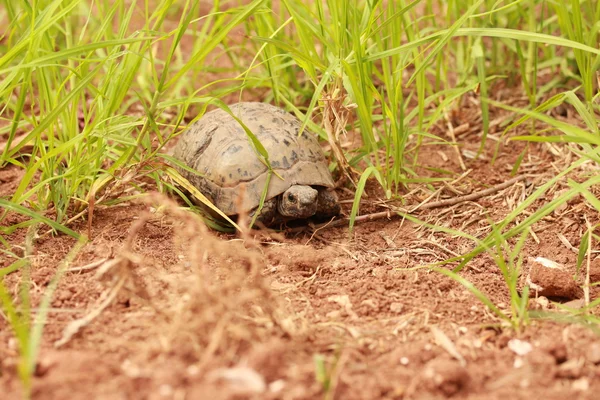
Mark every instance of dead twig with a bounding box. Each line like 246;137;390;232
287;175;528;233
67;257;109;273
408;175;526;212
54;271;127;348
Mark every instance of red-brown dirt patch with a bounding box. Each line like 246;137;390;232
3;95;600;399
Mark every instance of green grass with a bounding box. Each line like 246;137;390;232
2;0;600;397
2;0;598;235
432;224;531;332
0;0;263;232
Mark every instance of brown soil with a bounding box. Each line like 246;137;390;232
3;93;600;400
2;6;600;398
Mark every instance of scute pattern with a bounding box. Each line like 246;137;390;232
172;102;335;215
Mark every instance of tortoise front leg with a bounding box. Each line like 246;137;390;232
249;197;278;227
315;188;341;218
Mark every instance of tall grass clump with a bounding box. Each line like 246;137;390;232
245;0;485;230
243;0;599;226
0;0;263;236
3;0;599;232
240;0;600;329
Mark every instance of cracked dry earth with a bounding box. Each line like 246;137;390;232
2;95;600;400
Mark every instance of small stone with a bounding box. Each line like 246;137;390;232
531;296;550;310
572;377;590;391
327;294;358;319
590;258;600;282
556;358;584;379
586;342;600;365
390;302;404;313
400;357;409;365
187;365;200;376
159;384;173;397
269;379;285;393
508;339;533;356
121;359;142;378
207;366;266;394
513;357;524;369
533;257;562;269
34;357;55;377
519;378;531;388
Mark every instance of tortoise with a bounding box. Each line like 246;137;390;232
172;102;340;226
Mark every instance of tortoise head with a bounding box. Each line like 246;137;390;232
278;185;319;219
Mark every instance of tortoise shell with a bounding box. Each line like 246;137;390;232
172;102;335;216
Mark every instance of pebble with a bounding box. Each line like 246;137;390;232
269;379;285;393
572;377;590;391
527;257;582;299
556;358;584;379
187;364;200;376
159;384;173;397
207;366;266;393
586;342;600;365
390;302;404;313
508;339;533;356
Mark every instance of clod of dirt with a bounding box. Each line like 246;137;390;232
413;358;470;397
529;296;550;310
266;244;339;272
523;349;558;383
589;258;600;282
507;339;533;356
556;358;585;379
206;366;267;394
486;348;557;391
586;343;600;365
543;342;568;364
527;257;583;300
389;302;404;313
572;377;590;392
30;350;123;399
327;294;358;319
244;340;293;381
34;357;58;378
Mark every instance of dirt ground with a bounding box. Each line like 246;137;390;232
2;87;600;400
3;3;600;397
